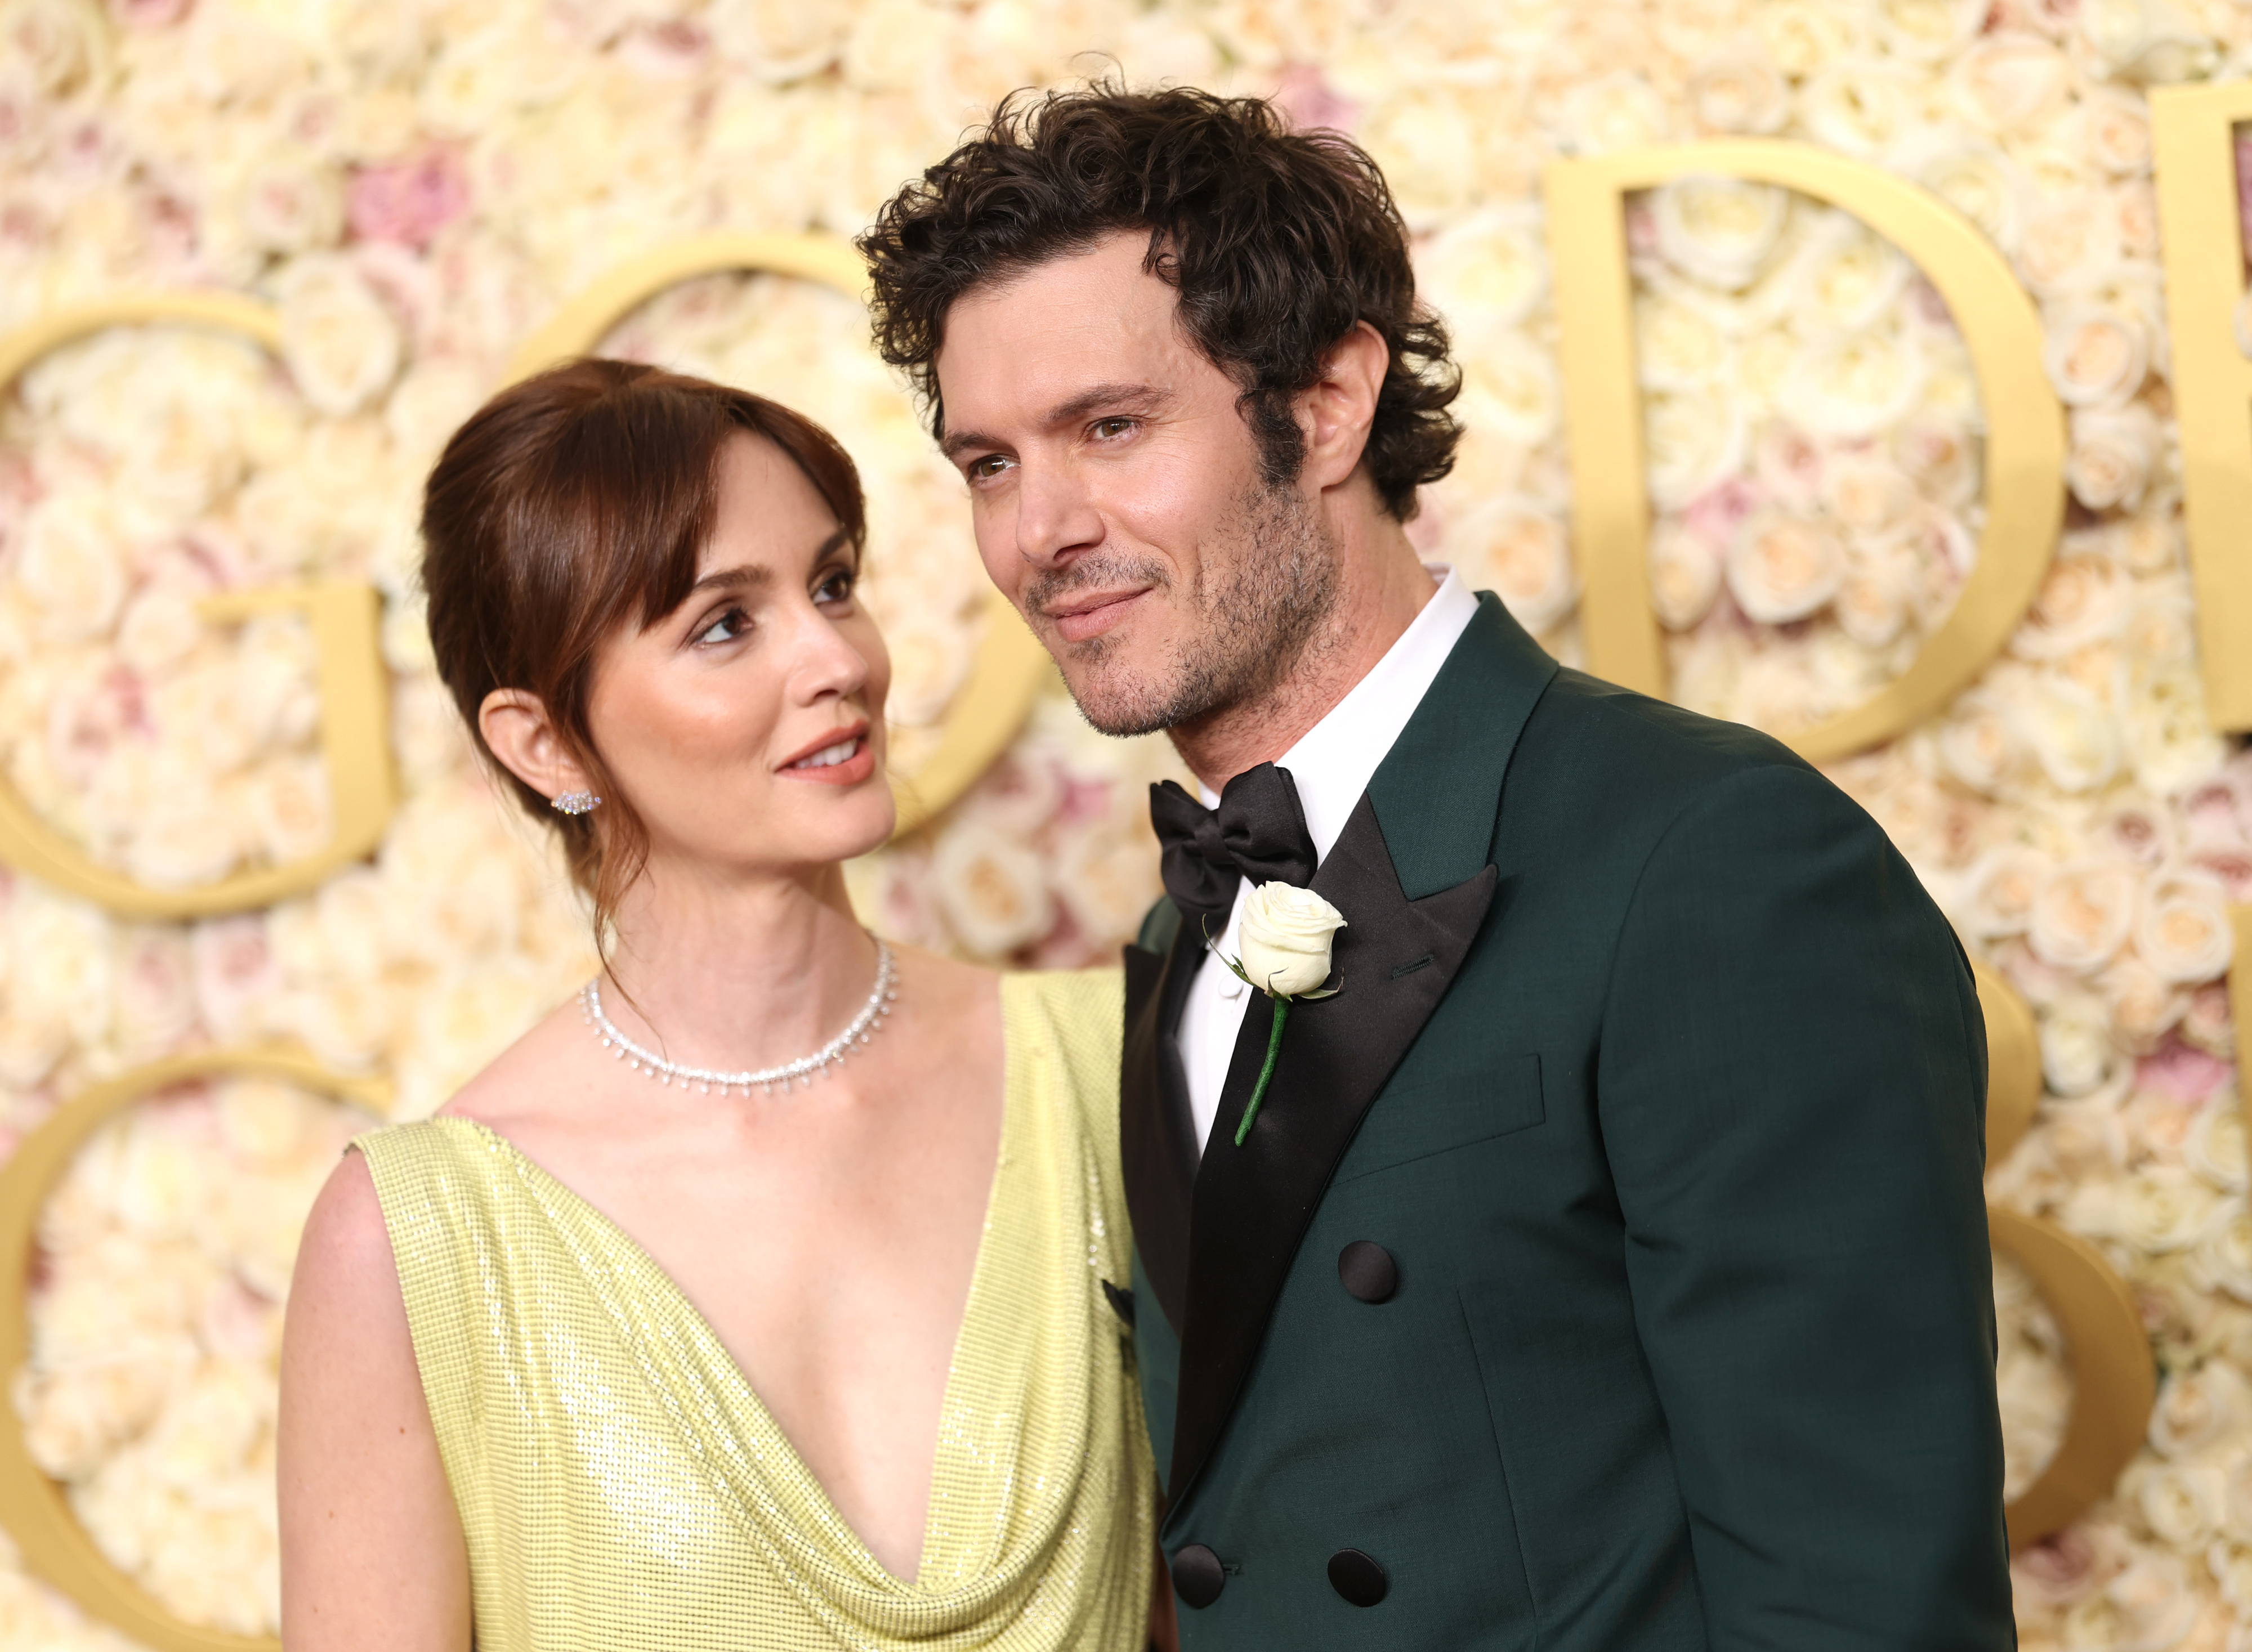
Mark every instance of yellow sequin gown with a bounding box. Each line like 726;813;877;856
355;969;1154;1652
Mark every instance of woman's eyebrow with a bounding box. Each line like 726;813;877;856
685;530;852;598
685;562;774;597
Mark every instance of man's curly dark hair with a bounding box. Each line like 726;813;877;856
857;84;1462;522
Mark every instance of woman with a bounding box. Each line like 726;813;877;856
278;360;1159;1650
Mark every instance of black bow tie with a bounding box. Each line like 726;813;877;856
1149;764;1318;937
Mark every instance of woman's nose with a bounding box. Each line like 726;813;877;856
789;604;871;703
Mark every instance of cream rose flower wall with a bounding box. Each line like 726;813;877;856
2;0;2252;1645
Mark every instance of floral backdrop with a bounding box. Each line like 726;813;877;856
1;0;2251;1644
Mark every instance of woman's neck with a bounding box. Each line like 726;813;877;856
597;859;881;1076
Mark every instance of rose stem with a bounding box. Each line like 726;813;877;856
1235;997;1290;1147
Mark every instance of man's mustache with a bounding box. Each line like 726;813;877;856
1023;557;1174;620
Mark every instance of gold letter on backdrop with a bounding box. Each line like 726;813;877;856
503;232;1053;837
0;1049;390;1652
0;300;399;920
2152;83;2252;734
1544;140;2068;765
0;582;396;920
1974;962;2156;1548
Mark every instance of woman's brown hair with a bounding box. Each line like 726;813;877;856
420;357;867;939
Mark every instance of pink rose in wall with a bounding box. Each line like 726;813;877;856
46;666;150;788
49;111;119;186
1906;276;1952;329
352;240;443;347
961;751;1065;836
0;79;43;168
1752;425;1824;505
2237;126;2252;271
1624;198;1660;259
1682;476;1762;549
0;196;52;263
2181;981;2232;1054
190;914;280;1044
2097;801;2172;866
0;445;37;514
1269;66;1359;136
2191;847;2252;902
2137;1038;2232;1103
2010;1525;2107;1610
615;19;712;78
200;1275;272;1361
346;147;470;250
1404;493;1447;558
110;0;192;27
2181;775;2247;845
131;182;198;271
1028;905;1095;969
115;927;198;1055
1056;775;1113;828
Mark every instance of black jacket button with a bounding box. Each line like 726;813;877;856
1172;1543;1226;1608
1328;1548;1389;1606
1337;1241;1398;1303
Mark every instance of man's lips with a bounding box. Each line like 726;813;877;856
1044;588;1149;644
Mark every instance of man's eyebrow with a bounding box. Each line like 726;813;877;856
939;383;1170;460
939;426;998;460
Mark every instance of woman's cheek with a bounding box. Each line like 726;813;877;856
854;616;893;720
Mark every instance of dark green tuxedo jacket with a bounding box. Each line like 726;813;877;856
1120;594;2012;1649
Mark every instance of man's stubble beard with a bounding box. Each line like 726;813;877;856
1035;477;1341;740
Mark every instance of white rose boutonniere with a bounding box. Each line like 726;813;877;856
1222;883;1346;1146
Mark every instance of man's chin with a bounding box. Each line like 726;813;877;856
1060;663;1204;740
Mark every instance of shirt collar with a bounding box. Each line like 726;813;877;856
1199;565;1481;865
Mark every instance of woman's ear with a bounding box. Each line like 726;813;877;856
479;688;595;805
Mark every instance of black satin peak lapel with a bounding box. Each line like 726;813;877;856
1121;917;1204;1336
1167;793;1498;1498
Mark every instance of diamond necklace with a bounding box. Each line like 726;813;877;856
578;939;897;1097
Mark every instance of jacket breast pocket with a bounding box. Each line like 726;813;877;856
1338;1051;1546;1183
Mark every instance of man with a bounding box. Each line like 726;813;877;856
860;87;2012;1649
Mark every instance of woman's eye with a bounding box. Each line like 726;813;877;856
695;606;750;646
814;569;855;606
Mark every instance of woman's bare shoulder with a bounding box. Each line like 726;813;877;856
295;1150;396;1308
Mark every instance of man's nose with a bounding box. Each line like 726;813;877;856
1013;459;1104;568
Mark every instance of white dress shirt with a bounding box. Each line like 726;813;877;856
1177;565;1480;1155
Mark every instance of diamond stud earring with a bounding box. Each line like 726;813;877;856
551;790;602;816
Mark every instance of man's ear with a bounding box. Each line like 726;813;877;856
480;688;596;804
1298;320;1388;493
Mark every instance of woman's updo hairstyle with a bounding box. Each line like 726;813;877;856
420;358;866;937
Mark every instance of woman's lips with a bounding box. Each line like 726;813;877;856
780;732;877;786
1050;589;1147;644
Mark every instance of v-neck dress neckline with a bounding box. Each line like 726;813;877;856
445;1067;1007;1591
356;969;1155;1651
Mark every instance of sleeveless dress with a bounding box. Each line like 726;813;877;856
355;969;1154;1652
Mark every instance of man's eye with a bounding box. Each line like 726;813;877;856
968;454;1013;480
695;606;750;646
1092;417;1136;440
